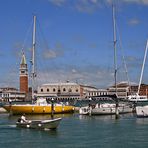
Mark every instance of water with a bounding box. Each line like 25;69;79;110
0;113;148;148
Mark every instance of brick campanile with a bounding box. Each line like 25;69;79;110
20;53;28;93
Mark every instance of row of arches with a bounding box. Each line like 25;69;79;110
40;88;79;93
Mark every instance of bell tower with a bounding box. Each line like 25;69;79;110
19;52;28;93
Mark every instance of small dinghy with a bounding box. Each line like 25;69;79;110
16;117;62;130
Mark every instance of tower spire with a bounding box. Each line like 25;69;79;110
20;52;27;65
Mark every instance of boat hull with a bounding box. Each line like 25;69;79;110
79;104;132;115
16;118;62;129
3;104;74;115
136;106;148;117
91;106;132;115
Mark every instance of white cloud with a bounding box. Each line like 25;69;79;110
48;0;66;6
123;0;148;5
128;18;140;25
35;65;115;88
48;0;148;12
42;49;63;59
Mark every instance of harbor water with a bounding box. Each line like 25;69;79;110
0;113;148;148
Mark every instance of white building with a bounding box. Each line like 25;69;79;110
36;82;107;101
108;82;130;99
0;87;26;101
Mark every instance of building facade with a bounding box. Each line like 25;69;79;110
0;87;26;101
108;82;130;99
108;82;148;99
36;82;108;101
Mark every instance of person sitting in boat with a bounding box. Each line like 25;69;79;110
20;114;27;123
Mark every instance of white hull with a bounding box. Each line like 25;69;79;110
91;106;132;115
136;106;148;117
79;103;132;115
0;107;7;113
16;118;62;129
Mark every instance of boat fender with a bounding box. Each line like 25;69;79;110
38;124;41;127
43;107;45;113
32;107;34;113
62;106;64;112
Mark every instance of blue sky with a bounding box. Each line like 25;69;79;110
0;0;148;89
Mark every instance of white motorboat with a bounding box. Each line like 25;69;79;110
79;103;132;115
16;117;62;130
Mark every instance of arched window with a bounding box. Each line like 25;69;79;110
63;88;66;92
47;88;49;92
41;89;43;92
53;88;56;92
69;88;72;92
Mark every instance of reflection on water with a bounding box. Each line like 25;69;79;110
136;118;148;125
79;113;134;121
79;114;115;121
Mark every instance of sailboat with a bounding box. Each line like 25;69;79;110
134;40;148;117
127;40;148;103
3;16;74;115
79;5;132;116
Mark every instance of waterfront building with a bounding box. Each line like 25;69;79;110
108;82;148;99
0;87;26;102
86;89;108;100
131;84;148;97
108;82;130;99
36;82;107;101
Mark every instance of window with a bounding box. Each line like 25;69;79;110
21;71;25;73
47;88;49;92
53;88;56;92
41;89;43;92
76;89;78;92
63;88;66;92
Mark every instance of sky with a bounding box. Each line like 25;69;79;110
0;0;148;89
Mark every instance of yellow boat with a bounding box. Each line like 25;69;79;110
3;98;74;115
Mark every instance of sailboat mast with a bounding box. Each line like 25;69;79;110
112;4;119;119
31;15;36;100
137;40;148;95
112;4;117;95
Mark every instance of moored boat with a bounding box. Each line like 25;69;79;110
79;103;132;115
136;105;148;117
3;98;74;115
